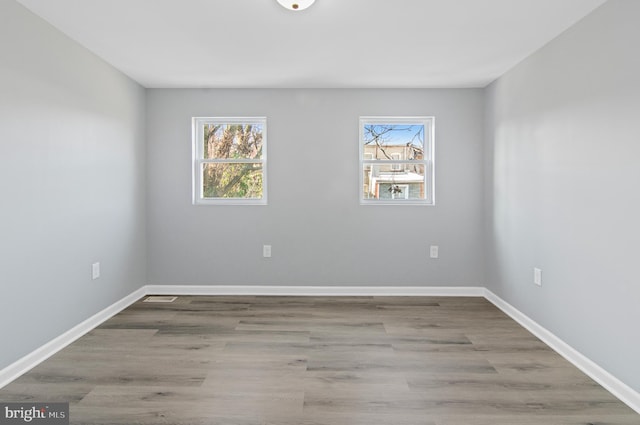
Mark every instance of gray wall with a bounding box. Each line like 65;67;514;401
0;0;147;370
146;89;484;287
484;0;640;391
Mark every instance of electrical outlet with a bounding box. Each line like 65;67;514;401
92;262;100;280
263;245;272;258
533;268;542;286
430;245;439;259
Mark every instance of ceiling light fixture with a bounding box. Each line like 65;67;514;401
276;0;316;11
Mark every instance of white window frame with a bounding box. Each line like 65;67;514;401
359;116;435;205
192;117;267;205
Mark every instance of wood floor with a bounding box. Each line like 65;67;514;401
1;296;638;424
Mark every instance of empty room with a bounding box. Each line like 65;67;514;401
0;0;639;423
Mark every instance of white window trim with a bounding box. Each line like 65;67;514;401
359;116;435;206
192;117;267;205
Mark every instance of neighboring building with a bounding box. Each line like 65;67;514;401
362;143;424;200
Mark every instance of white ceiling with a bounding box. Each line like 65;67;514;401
16;0;607;88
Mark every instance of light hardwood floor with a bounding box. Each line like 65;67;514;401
1;296;638;424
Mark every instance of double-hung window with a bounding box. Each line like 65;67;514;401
359;116;434;205
192;117;267;205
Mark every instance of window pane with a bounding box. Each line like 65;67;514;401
202;163;263;199
362;124;425;160
362;163;426;200
203;123;264;160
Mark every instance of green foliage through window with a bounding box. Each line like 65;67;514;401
193;118;267;204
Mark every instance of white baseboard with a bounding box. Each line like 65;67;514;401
0;287;146;389
484;289;640;415
144;284;485;297
2;284;638;416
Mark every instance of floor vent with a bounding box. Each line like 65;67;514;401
143;296;178;303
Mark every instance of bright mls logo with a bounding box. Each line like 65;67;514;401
0;403;68;424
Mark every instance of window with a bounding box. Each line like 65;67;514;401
192;117;267;205
390;153;402;171
360;116;434;205
390;184;409;199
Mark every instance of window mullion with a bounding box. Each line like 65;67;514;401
200;158;263;164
